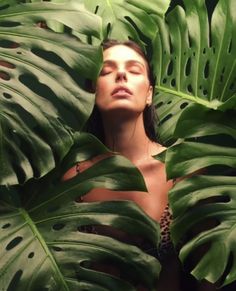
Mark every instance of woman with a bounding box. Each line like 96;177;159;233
63;39;172;221
62;40;214;291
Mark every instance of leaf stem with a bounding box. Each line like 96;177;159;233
156;85;221;109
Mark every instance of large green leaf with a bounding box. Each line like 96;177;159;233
164;141;236;180
173;104;236;140
0;133;161;290
0;2;102;185
153;0;236;144
169;175;236;286
84;0;159;45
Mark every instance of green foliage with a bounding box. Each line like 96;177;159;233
1;0;236;289
151;0;236;287
84;0;158;43
153;0;235;143
0;133;161;290
0;1;102;185
169;175;236;285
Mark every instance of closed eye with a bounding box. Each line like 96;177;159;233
100;68;113;76
129;69;141;74
128;65;143;74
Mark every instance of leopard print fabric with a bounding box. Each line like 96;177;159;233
156;203;174;261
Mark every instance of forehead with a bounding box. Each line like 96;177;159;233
103;45;147;66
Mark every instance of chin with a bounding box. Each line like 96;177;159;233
103;106;143;117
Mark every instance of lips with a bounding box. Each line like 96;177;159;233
111;86;132;96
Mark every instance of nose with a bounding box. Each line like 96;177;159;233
115;70;127;82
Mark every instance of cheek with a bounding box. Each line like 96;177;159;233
135;79;151;95
96;78;109;96
95;79;109;106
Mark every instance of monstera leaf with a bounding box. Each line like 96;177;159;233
84;0;161;45
0;1;103;186
169;175;236;287
151;0;236;287
164;127;236;287
153;0;235;144
0;133;161;291
34;0;171;49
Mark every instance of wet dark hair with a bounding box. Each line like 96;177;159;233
86;39;158;142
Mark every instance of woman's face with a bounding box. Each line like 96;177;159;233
95;45;153;115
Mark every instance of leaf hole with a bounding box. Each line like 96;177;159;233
81;259;122;280
36;21;48;29
94;5;99;14
28;252;34;259
188;33;192;48
203;89;208;96
0;21;21;27
167;60;173;76
156;101;164;108
171;78;176;87
52;246;63;252
204;60;210;78
31;48;89;90
169;36;173;54
19;73;59;106
187;84;193;93
203;48;206;54
80;260;121;277
52;223;65;231
106;22;111;36
7;270;23;291
0;4;9;10
80;260;91;268
6;236;23;251
185;57;192;76
229;81;235;91
180;102;188;109
162;78;167;84
167;100;172;105
11;160;27;184
0;71;10;80
78;225;96;233
2;223;11;229
160;114;172;125
77;224;134;246
228;38;232;54
0;40;20;48
0;60;15;69
199;195;231;205
31;48;66;67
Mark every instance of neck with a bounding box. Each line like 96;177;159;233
101;112;156;163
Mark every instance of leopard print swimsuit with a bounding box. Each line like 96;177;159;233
157;203;174;261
